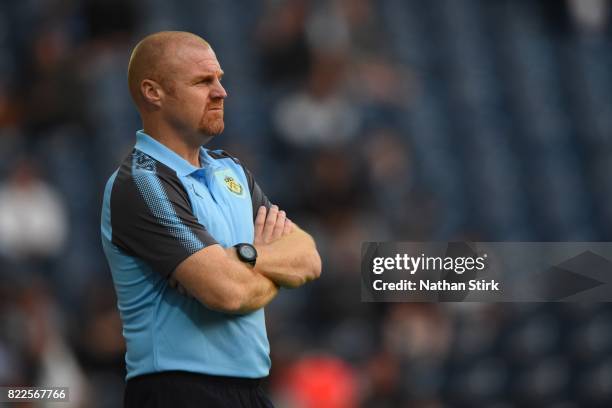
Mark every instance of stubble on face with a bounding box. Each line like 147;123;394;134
173;43;226;138
199;106;225;136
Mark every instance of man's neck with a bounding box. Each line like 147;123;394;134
143;122;201;167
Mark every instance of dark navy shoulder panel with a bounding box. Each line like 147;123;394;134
208;149;241;165
110;149;218;277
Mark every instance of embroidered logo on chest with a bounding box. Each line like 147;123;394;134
224;176;243;195
214;169;246;198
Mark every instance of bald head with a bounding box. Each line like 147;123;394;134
127;31;211;108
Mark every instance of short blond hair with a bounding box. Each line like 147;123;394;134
127;31;210;106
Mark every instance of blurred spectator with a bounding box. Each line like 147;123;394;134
72;282;125;408
0;280;87;407
0;158;68;261
337;0;388;57
567;0;609;33
305;2;350;55
21;25;85;136
361;350;402;407
257;0;311;86
383;304;452;361
361;127;439;237
273;355;359;408
274;54;360;148
0;82;19;128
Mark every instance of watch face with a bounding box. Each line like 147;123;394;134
240;245;256;260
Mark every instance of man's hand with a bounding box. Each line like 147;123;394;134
253;205;321;289
254;205;293;245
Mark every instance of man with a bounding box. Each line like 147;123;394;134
100;31;321;408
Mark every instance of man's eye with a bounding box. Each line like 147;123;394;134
196;76;222;85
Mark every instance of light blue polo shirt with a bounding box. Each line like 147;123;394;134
101;130;272;380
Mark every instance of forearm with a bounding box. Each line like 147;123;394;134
223;248;279;314
173;245;279;314
231;272;278;314
254;227;322;288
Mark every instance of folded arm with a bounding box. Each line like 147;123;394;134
252;205;322;288
170;205;321;313
171;245;279;314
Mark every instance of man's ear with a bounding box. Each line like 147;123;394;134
141;79;164;108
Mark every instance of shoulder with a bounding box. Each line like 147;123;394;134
206;149;256;190
109;149;189;209
207;149;252;177
208;149;253;182
207;149;243;166
111;149;182;184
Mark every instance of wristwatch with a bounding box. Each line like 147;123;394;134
234;243;257;266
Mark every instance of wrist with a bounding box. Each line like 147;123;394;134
252;243;270;271
234;243;257;267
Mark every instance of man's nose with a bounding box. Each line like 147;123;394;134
211;80;227;99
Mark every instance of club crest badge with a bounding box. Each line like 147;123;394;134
224;175;243;195
214;169;246;198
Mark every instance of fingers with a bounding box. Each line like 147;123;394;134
272;210;286;240
262;205;279;243
283;218;293;236
254;206;266;239
253;205;292;245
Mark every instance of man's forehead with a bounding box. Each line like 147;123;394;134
174;43;222;73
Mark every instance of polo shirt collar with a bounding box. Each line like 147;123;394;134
135;130;220;177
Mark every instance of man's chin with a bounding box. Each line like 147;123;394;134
198;124;224;142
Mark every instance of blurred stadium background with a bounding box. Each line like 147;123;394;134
1;0;612;406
